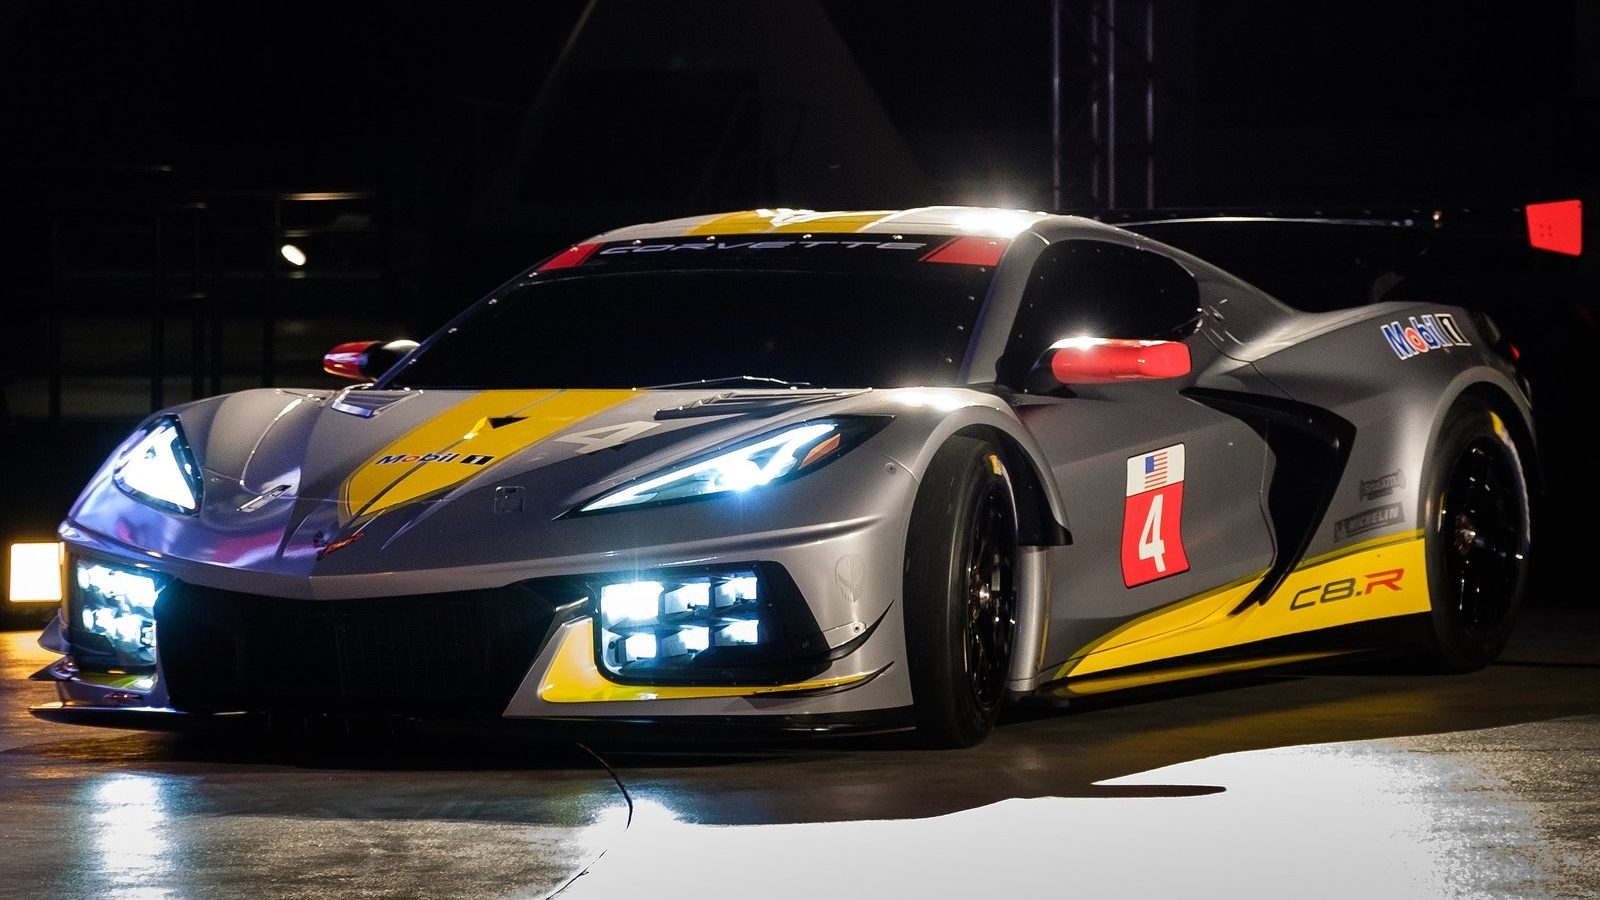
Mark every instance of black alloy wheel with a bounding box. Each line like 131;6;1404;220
962;479;1017;714
904;435;1020;747
1439;439;1524;636
1422;399;1530;671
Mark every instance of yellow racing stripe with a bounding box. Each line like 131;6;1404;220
538;619;876;702
767;212;895;233
340;389;635;523
1057;530;1429;679
683;209;898;236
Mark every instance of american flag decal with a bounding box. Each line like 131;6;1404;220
1125;444;1185;497
1143;450;1169;489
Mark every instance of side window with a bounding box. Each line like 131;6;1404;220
997;240;1202;387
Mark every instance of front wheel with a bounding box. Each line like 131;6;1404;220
1421;398;1531;671
903;436;1019;747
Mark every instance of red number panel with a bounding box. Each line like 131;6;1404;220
1121;444;1190;587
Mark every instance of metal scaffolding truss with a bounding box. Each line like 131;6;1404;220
1052;0;1157;211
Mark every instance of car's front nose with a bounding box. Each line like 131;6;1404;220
36;434;922;729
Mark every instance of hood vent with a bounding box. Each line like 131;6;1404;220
329;387;418;418
655;389;868;420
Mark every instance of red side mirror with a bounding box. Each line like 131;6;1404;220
1043;338;1191;386
324;339;419;382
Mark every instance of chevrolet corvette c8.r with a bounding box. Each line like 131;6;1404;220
32;206;1534;747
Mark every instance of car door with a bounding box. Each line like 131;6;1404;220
998;239;1278;677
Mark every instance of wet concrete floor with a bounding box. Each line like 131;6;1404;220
3;608;1597;899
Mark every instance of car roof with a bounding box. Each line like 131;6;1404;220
590;206;1106;242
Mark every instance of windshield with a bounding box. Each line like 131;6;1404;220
384;234;1000;389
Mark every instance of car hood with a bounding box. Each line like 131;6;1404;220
67;385;881;580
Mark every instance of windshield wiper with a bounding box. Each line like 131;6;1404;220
641;375;812;390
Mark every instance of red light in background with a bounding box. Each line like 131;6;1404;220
1525;200;1582;256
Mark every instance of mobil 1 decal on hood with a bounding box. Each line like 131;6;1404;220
1123;444;1189;587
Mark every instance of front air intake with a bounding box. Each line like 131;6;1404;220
154;581;561;716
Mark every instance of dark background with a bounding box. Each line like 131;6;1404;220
2;0;1595;617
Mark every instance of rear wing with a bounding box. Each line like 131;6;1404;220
1075;202;1583;315
1095;201;1580;255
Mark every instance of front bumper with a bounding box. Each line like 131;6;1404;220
36;512;915;729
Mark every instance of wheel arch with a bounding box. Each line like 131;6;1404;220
939;423;1065;693
951;423;1071;548
1451;380;1541;498
1414;375;1535;670
1419;372;1538;524
1415;375;1539;589
879;399;1072;547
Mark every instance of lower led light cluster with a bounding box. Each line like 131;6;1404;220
69;560;165;668
598;571;765;677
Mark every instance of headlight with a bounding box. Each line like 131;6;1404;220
67;559;166;669
113;416;203;513
576;418;885;514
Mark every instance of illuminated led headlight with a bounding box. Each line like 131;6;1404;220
598;570;766;676
578;418;883;514
113;416;203;513
68;560;166;668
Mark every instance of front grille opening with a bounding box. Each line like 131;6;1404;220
155;581;562;716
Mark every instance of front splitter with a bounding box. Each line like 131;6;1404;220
30;700;916;743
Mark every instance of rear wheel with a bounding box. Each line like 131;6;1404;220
1421;399;1531;671
903;436;1019;747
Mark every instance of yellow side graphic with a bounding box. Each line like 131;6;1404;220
340;389;635;523
1058;531;1429;679
1067;571;1267;662
683;209;897;236
1054;650;1350;697
539;619;876;702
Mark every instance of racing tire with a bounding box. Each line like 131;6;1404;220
1420;397;1531;672
903;435;1019;748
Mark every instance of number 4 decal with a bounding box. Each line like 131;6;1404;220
1121;444;1190;587
1138;493;1168;572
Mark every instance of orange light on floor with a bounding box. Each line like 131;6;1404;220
8;541;64;603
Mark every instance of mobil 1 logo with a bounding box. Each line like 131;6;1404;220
1381;312;1471;360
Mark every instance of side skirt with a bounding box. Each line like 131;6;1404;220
1038;614;1428;700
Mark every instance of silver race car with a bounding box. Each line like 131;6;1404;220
32;207;1535;746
